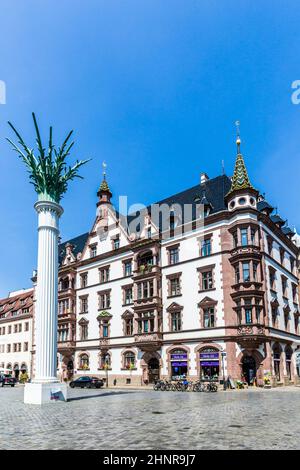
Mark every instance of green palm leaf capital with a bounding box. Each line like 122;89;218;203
7;113;90;204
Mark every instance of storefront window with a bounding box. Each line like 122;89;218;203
285;348;292;380
199;348;219;381
273;352;281;381
170;349;188;379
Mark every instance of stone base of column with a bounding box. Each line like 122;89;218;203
24;382;68;405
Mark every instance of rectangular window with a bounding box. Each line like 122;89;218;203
281;276;288;297
170;277;181;296
201;238;211;257
203;307;215;328
124;261;132;277
233;231;238;248
125;318;133;336
250;228;256;245
113;236;120;250
103;324;109;338
242;262;250;282
80;297;88;313
90;245;97;258
241;228;248;246
235;265;240;284
253;262;258;281
245;308;252;324
202;271;213;290
137;281;153;299
80;324;88;341
272;308;277;327
80;273;88;288
99;292;111;309
269;269;276;290
169;247;179;265
99;267;110;283
124;287;133;305
171;312;182;332
24;342;28;352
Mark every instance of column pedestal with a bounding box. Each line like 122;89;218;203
24;382;68;404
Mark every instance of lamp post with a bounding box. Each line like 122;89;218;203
7;113;89;404
221;350;227;391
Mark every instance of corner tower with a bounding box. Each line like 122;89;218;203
226;121;258;211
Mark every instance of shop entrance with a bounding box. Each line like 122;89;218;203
148;358;160;383
242;356;256;385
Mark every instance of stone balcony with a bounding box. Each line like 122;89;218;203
236;323;266;346
132;264;161;280
134;332;163;350
229;245;261;263
99;338;110;349
57;340;76;351
58;287;75;298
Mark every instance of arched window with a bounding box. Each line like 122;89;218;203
6;363;12;371
273;344;282;381
20;363;27;372
285;347;293;380
99;352;111;369
79;354;89;370
123;351;135;369
199;347;220;381
169;348;188;379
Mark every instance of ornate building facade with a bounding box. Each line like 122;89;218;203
2;139;299;388
55;140;300;387
0;288;34;379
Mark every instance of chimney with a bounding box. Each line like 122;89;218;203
200;173;209;184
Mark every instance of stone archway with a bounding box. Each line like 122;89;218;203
238;349;264;385
140;351;161;384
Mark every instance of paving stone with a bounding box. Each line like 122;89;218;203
0;386;299;449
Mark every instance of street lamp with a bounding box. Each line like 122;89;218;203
221;349;227;391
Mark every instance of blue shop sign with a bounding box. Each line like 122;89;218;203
171;354;187;360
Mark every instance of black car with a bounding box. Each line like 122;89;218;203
0;374;16;387
69;376;104;389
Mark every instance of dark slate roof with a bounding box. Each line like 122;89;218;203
153;174;232;214
125;174;232;233
59;232;89;265
270;214;285;226
282;226;294;236
257;200;274;213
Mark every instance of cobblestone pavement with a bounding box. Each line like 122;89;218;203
0;386;299;450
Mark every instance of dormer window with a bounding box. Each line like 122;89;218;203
89;244;97;258
113;235;120;250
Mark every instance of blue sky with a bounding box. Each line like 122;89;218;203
0;0;300;296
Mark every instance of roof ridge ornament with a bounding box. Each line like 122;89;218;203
226;121;256;196
99;161;111;193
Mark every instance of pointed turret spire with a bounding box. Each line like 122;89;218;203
227;121;254;195
97;161;112;205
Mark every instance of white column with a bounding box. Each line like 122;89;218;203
34;200;62;382
24;200;67;404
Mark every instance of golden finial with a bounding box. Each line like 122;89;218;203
235;120;241;153
102;161;107;180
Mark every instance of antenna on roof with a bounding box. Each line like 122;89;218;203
221;160;225;175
